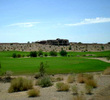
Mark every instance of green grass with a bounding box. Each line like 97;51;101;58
68;51;110;57
0;51;110;75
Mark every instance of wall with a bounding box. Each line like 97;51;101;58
0;43;110;52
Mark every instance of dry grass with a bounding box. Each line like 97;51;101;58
85;84;93;95
84;74;93;80
28;88;40;97
56;82;70;91
8;77;33;93
71;85;78;94
56;76;63;81
67;75;74;83
77;74;85;83
50;76;57;82
103;67;110;75
85;79;97;88
73;95;85;100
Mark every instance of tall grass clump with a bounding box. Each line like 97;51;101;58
28;88;40;97
85;79;97;88
56;76;63;81
8;77;33;93
67;75;74;83
56;82;70;91
77;74;84;83
71;85;78;94
85;84;93;95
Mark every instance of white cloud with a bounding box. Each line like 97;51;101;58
64;17;110;26
8;22;40;27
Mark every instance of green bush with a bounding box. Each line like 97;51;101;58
44;53;48;57
107;54;110;60
56;82;70;91
8;77;33;93
17;54;21;58
30;51;37;57
12;53;17;58
38;76;52;87
28;88;40;97
49;51;57;56
38;50;43;57
59;50;67;56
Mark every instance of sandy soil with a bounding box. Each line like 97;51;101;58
0;73;110;100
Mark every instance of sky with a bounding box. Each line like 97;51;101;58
0;0;110;43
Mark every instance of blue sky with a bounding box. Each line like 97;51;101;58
0;0;110;43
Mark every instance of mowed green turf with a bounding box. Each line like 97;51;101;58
0;51;110;75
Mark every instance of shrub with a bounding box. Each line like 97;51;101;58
85;79;97;88
50;77;56;82
12;53;17;58
84;74;93;80
49;51;57;56
67;75;74;83
28;88;40;97
103;67;110;75
17;54;21;58
44;53;48;57
5;71;13;77
71;85;78;94
56;76;63;81
34;72;41;79
56;82;70;91
59;50;67;56
73;95;85;100
30;51;37;57
77;74;85;83
85;84;93;95
106;54;110;60
8;77;33;93
38;50;43;57
22;55;25;57
38;76;52;87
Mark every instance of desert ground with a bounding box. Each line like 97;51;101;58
0;71;110;100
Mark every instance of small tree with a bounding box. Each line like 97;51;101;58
49;51;57;56
39;62;48;77
12;53;17;58
59;49;67;56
